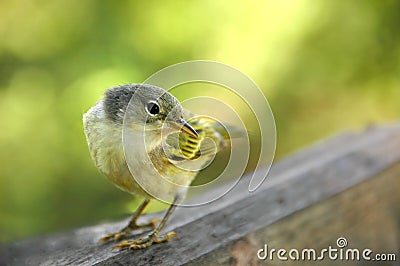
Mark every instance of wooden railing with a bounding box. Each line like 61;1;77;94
1;124;400;265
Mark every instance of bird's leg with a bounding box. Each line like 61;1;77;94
112;198;178;250
98;198;160;243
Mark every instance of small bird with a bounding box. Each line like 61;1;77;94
83;84;230;250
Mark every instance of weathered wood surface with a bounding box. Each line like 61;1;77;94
188;159;400;266
1;124;400;265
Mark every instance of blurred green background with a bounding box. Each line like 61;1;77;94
0;0;399;242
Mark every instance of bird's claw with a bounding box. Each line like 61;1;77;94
112;231;178;250
98;218;161;244
98;232;127;244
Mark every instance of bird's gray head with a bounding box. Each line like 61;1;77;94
103;84;198;137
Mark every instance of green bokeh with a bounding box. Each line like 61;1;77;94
0;0;399;242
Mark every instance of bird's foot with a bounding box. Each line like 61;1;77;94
112;231;178;250
98;218;160;244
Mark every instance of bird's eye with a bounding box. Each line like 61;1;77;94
146;102;160;116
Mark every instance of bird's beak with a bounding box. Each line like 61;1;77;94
179;118;199;139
